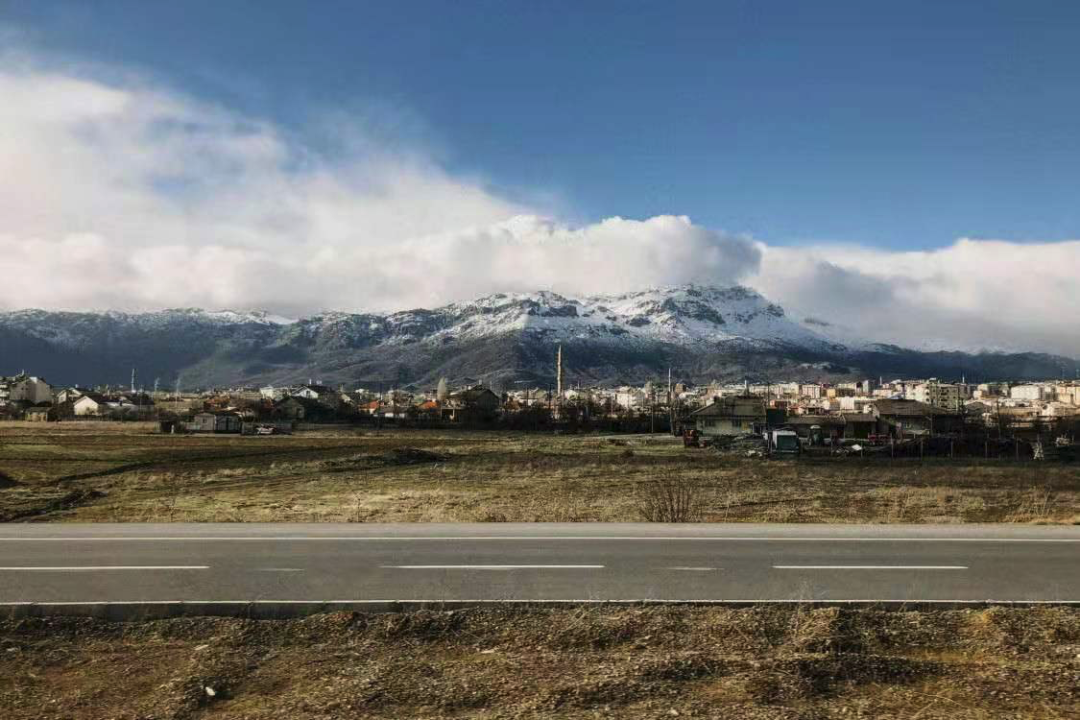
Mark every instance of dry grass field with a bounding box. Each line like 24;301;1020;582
2;605;1079;719
1;422;1078;524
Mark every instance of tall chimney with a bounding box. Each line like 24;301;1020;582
556;344;563;397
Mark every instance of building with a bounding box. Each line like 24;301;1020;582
54;387;91;405
24;405;57;422
784;414;876;441
189;411;242;433
277;396;337;422
259;385;289;402
837;396;873;413
912;381;967;412
8;375;53;405
294;384;341;409
442;387;501;424
613;386;646;409
974;383;1009;400
688;395;766;436
867;399;961;437
358;400;383;416
1040;402;1079;419
1053;384;1080;406
1010;384;1047;402
72;394;109;416
784;414;845;441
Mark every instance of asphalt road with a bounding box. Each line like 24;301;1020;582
1;524;1078;604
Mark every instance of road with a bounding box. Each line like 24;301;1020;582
1;524;1078;607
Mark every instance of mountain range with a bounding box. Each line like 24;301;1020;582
0;285;1074;390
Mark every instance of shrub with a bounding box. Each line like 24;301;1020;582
636;476;706;522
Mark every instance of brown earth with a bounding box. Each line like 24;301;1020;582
1;423;1078;524
2;605;1079;719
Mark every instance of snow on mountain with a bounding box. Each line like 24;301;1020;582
0;285;850;352
411;285;849;353
200;310;296;326
1;284;1074;387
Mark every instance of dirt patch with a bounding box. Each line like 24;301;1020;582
1;606;1078;719
382;446;449;465
0;470;18;489
0;487;104;522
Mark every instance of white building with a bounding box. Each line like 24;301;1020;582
1040;402;1079;419
1052;384;1080;406
838;396;873;413
613;386;646;409
259;385;290;401
73;394;107;416
1010;384;1047;402
912;381;967;412
975;382;1009;399
55;387;90;405
8;375;53;405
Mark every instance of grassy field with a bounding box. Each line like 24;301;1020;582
1;422;1078;523
2;605;1079;718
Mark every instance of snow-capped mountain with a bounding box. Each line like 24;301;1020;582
283;285;849;351
432;286;842;349
0;285;1071;388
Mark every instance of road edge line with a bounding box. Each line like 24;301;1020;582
3;599;1080;620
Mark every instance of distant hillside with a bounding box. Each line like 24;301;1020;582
0;286;1074;389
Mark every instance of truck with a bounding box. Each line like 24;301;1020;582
767;429;801;457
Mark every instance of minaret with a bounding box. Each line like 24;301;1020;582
556;344;563;397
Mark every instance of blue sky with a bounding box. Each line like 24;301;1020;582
6;0;1079;250
3;1;1080;354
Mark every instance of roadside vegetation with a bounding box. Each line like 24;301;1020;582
2;605;1079;718
1;422;1078;524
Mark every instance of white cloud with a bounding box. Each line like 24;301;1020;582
750;239;1080;357
0;60;758;316
1;56;1078;358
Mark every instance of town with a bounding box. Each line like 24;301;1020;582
3;363;1078;455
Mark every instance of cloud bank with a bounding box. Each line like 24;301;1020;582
750;240;1080;356
1;58;1078;357
0;60;758;316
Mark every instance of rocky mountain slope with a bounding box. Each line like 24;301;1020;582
0;285;1073;389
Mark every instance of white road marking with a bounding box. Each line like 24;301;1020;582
667;567;717;571
773;565;968;570
0;566;209;571
382;565;604;570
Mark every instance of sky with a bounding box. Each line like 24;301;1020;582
1;1;1079;355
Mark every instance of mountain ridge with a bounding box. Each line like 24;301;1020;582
0;285;1074;388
